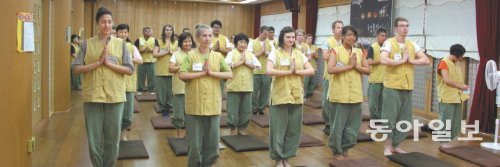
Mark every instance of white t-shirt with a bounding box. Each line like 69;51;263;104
267;49;309;66
224;50;262;69
132;45;143;61
380;40;423;53
209;36;232;49
321;38;342;50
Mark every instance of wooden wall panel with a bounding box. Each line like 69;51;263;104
71;0;84;36
53;0;72;112
261;0;287;15
83;1;93;38
0;0;33;166
297;0;307;30
84;0;254;42
318;0;350;8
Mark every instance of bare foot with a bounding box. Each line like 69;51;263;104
176;129;185;138
230;128;238;135
393;147;407;154
342;152;351;160
283;159;291;167
440;143;454;148
121;130;128;141
238;129;248;135
275;160;284;167
384;147;393;156
333;154;346;160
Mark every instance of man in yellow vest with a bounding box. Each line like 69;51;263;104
437;44;469;148
210;20;232;55
135;27;159;94
267;26;279;50
380;17;430;155
367;28;387;121
249;26;272;115
321;20;343;134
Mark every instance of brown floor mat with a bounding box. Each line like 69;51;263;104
135;93;157;101
440;146;500;167
251;115;269;127
329;157;381;167
300;133;324;147
304;100;322;109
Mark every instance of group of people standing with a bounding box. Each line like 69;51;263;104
71;6;470;167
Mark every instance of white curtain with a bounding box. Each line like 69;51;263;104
260;12;293;39
315;5;351;45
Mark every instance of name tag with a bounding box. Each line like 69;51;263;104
107;56;118;64
139;40;145;46
394;54;402;61
160;48;168;54
192;63;203;71
280;59;290;66
336;62;345;67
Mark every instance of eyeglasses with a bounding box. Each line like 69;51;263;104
398;24;410;28
212;26;221;29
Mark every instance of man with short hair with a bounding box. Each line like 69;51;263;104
367;28;388;121
436;44;469;148
249;26;272;115
135;27;159;94
321;20;344;134
380;17;430;155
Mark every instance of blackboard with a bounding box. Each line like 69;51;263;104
350;0;393;37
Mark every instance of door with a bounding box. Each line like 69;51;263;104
412;56;437;119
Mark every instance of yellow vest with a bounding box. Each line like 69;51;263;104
437;58;469;103
81;36;126;103
252;39;272;74
211;34;229;55
328;46;363;103
138;37;156;62
267;39;278;49
226;50;255;92
125;42;138;92
156;40;178;76
368;42;386;83
383;38;416;90
182;49;230;115
309;44;318;71
71;43;80;62
324;36;342;80
270;48;306;105
172;50;189;95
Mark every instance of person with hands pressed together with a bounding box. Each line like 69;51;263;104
225;33;261;135
249;26;272;115
135;27;159;94
153;25;178;116
115;24;143;141
379;17;430;156
367;28;387;121
266;26;314;167
326;26;369;160
179;24;232;167
168;32;195;137
72;7;134;167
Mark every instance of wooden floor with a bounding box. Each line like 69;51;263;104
32;91;498;167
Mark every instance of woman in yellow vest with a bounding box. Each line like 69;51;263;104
225;33;261;135
179;24;232;167
153;25;178;115
327;26;370;160
70;34;81;90
437;44;469;148
367;28;387;120
304;34;319;100
115;24;143;140
266;26;314;167
168;32;195;137
72;7;134;167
